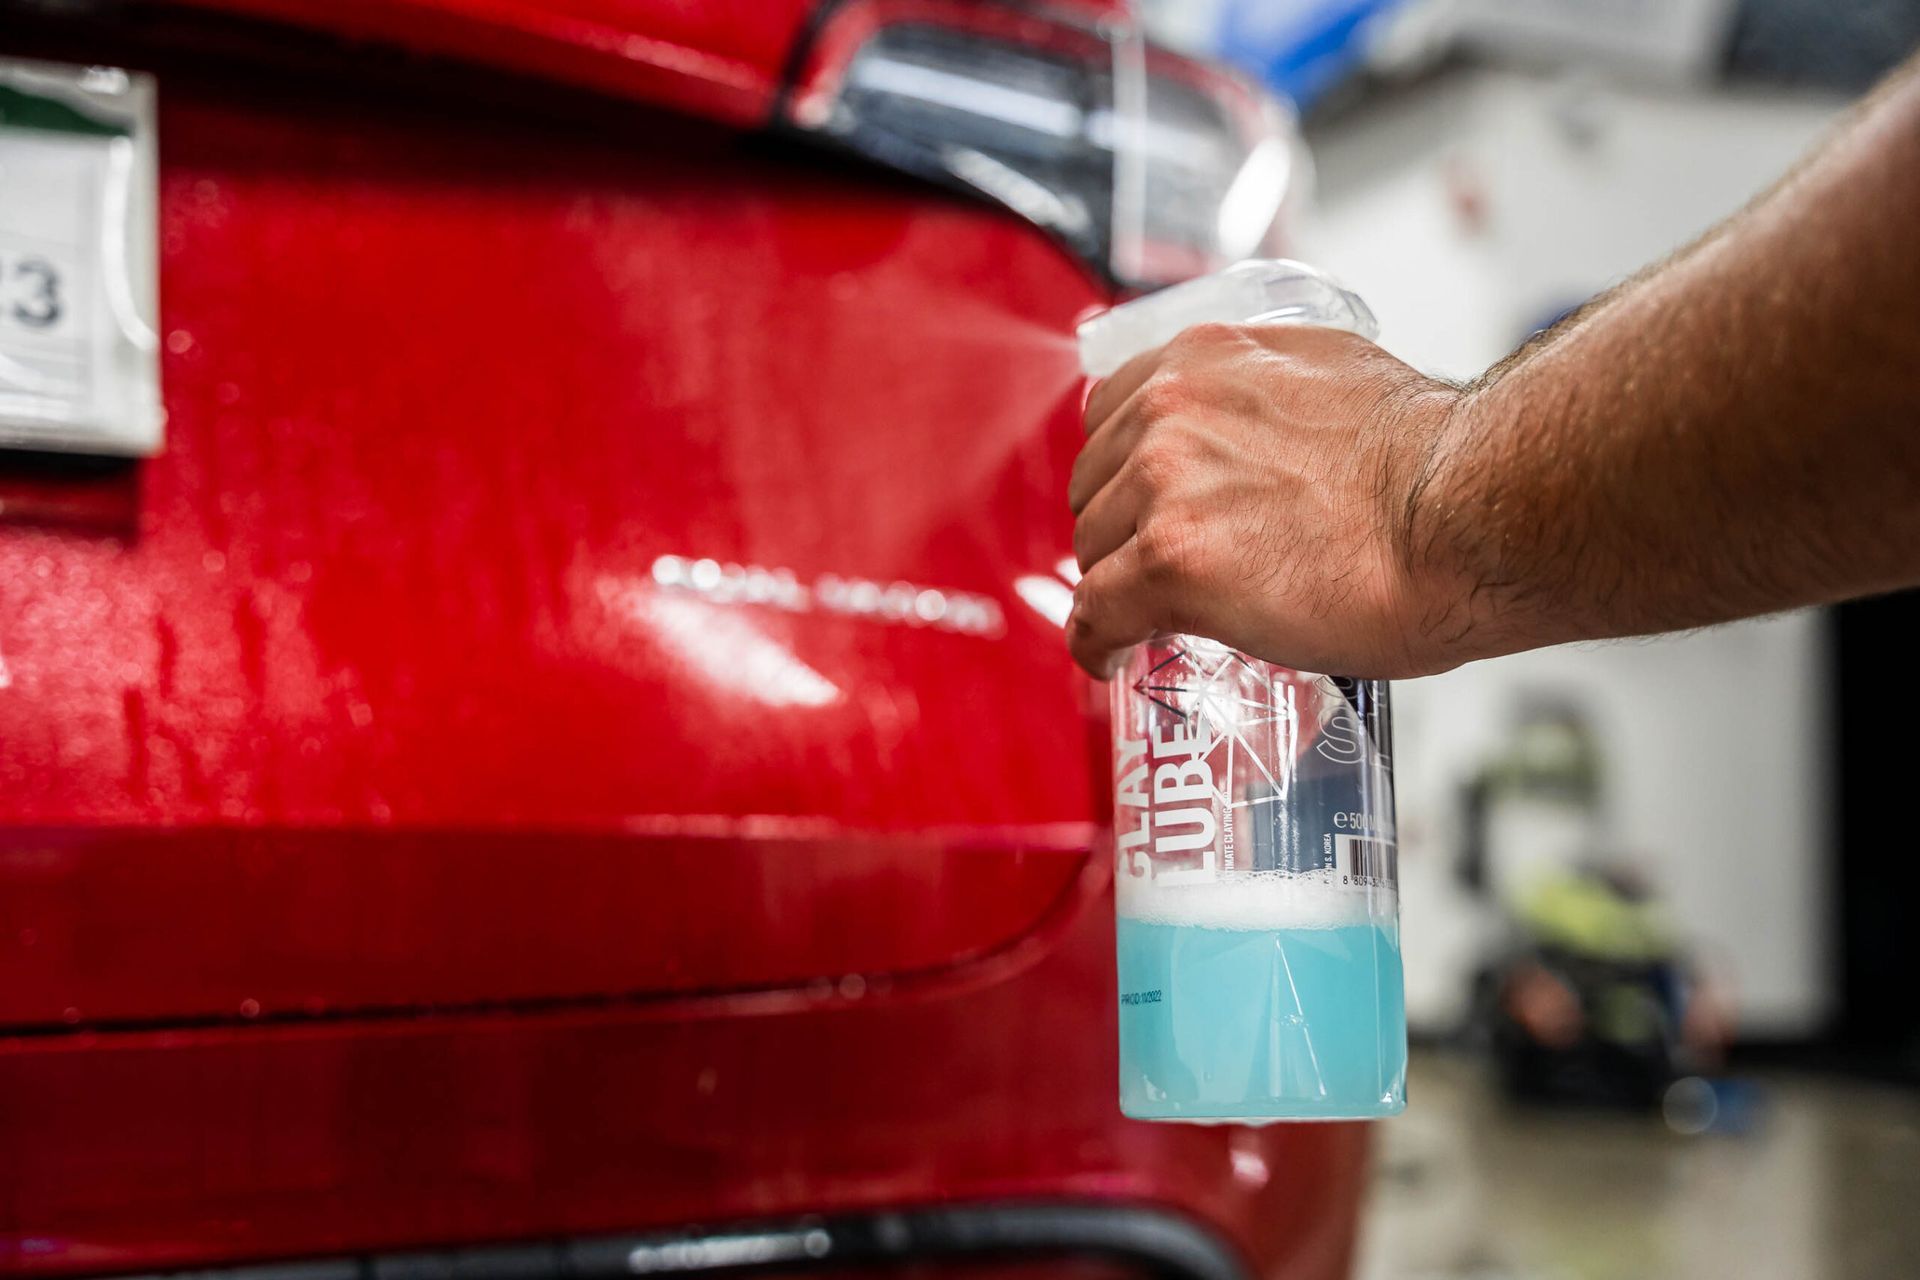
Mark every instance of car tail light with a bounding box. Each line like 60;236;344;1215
782;0;1306;288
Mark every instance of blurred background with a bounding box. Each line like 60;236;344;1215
1136;1;1920;1276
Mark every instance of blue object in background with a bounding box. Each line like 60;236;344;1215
1211;0;1405;111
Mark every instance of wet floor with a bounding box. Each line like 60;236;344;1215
1356;1051;1920;1280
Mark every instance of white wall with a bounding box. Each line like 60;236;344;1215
1300;68;1844;1034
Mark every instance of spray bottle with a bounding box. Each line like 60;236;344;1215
1078;260;1406;1121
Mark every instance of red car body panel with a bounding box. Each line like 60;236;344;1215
0;6;1370;1278
157;0;1130;126
2;854;1368;1279
167;0;819;126
0;82;1102;1026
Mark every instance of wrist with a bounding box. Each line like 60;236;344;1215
1383;381;1500;674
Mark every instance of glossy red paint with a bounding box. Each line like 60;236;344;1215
0;9;1369;1280
0;61;1107;1021
164;0;819;126
1;857;1370;1280
0;825;1096;1026
155;0;1130;129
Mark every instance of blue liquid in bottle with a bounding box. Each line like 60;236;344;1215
1116;915;1407;1121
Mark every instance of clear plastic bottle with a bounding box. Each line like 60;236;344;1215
1079;261;1406;1122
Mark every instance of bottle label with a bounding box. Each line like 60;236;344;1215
1111;637;1396;893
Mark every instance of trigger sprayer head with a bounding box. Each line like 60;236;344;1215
1075;258;1377;379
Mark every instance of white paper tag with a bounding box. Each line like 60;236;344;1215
0;59;161;456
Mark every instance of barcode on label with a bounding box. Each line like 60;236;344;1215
1337;835;1396;886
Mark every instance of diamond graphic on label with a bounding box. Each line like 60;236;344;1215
1133;641;1305;810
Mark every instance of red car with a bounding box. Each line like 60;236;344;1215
0;3;1371;1278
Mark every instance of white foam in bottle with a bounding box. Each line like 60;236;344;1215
1114;870;1388;932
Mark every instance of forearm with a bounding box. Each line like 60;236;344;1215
1416;56;1920;661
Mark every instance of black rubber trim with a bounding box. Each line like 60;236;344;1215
107;1203;1249;1280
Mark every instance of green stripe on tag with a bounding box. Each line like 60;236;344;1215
0;84;129;138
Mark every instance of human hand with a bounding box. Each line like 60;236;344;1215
1065;322;1472;680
